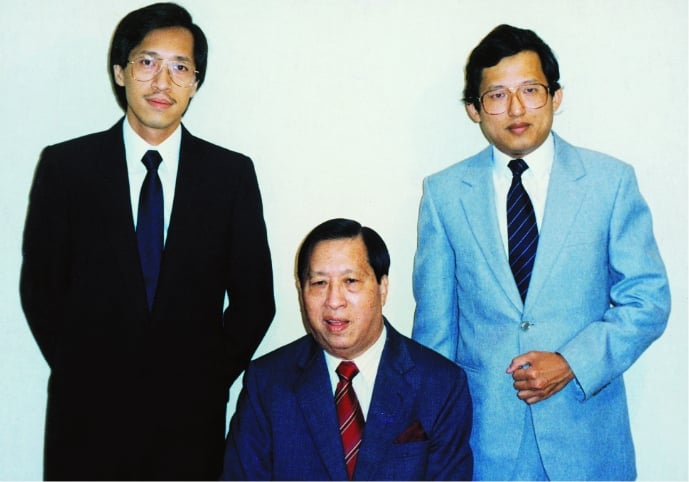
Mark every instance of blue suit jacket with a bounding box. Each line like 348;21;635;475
221;321;473;480
412;133;670;480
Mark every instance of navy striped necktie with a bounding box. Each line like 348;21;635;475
336;361;365;480
507;158;538;302
136;150;163;310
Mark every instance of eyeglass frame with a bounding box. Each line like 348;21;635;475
475;82;552;115
127;54;199;88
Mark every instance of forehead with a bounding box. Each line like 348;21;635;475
308;236;371;274
132;26;195;58
480;50;546;89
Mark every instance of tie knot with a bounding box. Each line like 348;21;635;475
508;158;529;177
142;150;162;171
336;361;359;382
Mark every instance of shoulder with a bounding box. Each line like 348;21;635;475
553;132;634;177
181;126;253;168
408;337;467;379
388;325;467;381
423;145;492;190
36;122;124;179
245;334;318;380
43;122;122;157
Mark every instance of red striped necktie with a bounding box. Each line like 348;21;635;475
335;361;365;480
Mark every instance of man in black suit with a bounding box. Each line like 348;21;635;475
20;3;275;480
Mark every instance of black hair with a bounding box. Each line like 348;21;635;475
108;2;208;111
297;218;390;284
463;24;561;111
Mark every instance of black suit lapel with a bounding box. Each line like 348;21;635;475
95;119;152;316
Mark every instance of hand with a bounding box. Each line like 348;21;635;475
506;351;574;405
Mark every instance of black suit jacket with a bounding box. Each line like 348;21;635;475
20;119;275;480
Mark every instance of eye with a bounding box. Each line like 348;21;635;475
521;84;543;96
486;90;507;101
173;62;191;73
138;56;157;68
309;279;326;287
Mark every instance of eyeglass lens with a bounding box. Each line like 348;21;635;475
481;84;548;114
130;55;196;87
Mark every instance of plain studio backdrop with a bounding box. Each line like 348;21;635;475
1;1;686;479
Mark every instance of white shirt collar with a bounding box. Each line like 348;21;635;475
122;118;182;172
492;132;554;182
324;322;387;381
323;321;386;420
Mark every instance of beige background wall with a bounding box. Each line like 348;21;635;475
1;1;686;479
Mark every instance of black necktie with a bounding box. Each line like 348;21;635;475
137;150;163;310
507;158;538;302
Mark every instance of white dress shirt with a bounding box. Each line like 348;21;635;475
324;323;387;420
123;119;181;244
492;133;554;256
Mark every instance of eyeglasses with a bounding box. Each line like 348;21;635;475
128;54;198;88
478;82;550;115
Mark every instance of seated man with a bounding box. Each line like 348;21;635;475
221;218;473;481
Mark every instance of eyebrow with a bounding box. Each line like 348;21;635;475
133;50;194;63
483;80;544;91
308;268;358;278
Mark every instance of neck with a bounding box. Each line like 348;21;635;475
125;112;180;146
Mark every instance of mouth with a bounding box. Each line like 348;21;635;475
324;318;350;332
507;122;530;135
146;95;175;109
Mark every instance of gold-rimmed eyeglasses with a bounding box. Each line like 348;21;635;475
128;54;198;88
479;82;550;115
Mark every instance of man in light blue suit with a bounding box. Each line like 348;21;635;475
412;25;670;480
222;218;473;480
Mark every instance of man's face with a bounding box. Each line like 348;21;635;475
300;236;388;360
466;50;562;158
114;27;198;145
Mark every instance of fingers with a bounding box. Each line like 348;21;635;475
515;379;569;404
507;351;574;404
506;352;534;374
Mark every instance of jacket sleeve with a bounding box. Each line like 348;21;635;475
20;147;70;367
222;158;275;385
425;365;474;480
558;164;670;399
411;176;459;361
221;365;272;480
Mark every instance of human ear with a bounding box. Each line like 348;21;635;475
551;87;563;112
466;103;482;123
113;65;125;87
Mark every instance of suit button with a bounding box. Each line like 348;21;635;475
520;321;532;331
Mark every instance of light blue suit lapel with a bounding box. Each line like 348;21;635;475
355;324;415;480
294;348;349;481
526;134;588;309
460;148;524;310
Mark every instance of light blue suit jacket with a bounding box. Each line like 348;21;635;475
412;133;670;480
221;321;473;480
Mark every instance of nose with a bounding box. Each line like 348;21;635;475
325;283;346;309
507;91;526;116
151;62;173;90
